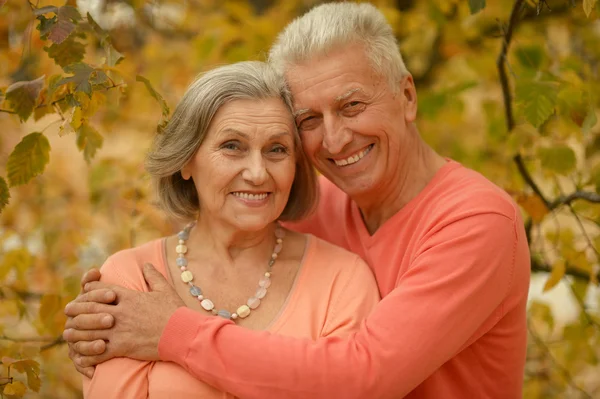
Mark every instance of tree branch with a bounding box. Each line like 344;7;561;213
551;191;600;209
0;109;17;114
514;154;551;208
0;334;58;343
531;257;600;283
528;321;593;398
40;336;65;351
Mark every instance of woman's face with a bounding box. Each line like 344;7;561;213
182;97;297;232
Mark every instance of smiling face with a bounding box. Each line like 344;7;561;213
286;43;417;200
182;97;297;232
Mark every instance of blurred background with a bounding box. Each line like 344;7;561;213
0;0;599;397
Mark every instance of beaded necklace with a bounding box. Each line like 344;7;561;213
175;222;285;321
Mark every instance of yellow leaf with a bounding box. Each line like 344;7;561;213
3;381;27;397
543;260;566;292
516;193;549;223
11;359;41;393
583;0;597;17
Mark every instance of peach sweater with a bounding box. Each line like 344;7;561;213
83;235;380;398
158;160;531;398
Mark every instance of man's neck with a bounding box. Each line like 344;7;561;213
356;133;447;235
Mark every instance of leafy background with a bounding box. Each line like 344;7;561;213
0;0;599;398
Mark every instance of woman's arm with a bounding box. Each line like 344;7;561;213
83;256;152;398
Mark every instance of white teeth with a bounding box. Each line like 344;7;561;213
232;192;268;200
334;145;372;167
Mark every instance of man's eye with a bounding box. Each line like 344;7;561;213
346;101;361;108
297;115;319;130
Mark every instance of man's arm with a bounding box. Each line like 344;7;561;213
156;212;528;399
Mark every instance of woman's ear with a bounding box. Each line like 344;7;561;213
180;162;192;180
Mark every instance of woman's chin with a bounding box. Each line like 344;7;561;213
227;216;278;232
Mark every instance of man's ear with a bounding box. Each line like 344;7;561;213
401;75;417;123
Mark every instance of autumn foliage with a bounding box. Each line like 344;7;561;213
1;0;599;398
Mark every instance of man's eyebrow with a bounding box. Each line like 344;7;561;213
335;88;362;102
293;108;310;118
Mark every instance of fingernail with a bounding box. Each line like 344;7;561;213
75;357;82;366
102;315;112;327
64;303;72;314
87;371;94;379
104;291;114;301
84;283;90;292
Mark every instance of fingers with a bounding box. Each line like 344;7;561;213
143;263;169;292
69;345;96;379
63;328;109;343
81;269;102;289
83;281;116;294
76;288;116;304
64;301;115;318
76;343;118;368
65;313;114;330
71;339;107;356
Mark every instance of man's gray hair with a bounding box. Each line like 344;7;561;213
145;61;317;222
268;2;409;90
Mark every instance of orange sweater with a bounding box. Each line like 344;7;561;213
158;160;531;398
83;235;380;398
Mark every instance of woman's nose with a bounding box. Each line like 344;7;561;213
241;153;268;185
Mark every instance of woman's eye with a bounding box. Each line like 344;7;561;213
221;142;239;150
270;145;288;154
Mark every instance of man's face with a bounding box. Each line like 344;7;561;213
285;43;417;200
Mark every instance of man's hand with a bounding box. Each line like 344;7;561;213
64;263;185;371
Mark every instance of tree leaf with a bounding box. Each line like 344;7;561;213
0;249;32;281
468;0;486;14
87;12;108;40
537;145;577;174
39;294;63;334
11;359;41;393
3;381;27;397
515;80;558;128
543;260;566;292
136;75;170;118
514;45;545;70
58;63;94;97
7;132;51;187
582;108;597;135
516;193;548;223
36;15;57;39
5;76;45;121
44;37;85;68
76;123;103;162
583;0;597;17
104;42;124;67
47;6;81;44
33;5;58;16
0;177;9;213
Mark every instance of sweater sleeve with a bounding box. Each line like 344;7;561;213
158;212;524;399
83;256;152;399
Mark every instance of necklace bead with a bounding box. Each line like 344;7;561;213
176;223;285;322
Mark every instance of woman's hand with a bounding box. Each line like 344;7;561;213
63;264;185;374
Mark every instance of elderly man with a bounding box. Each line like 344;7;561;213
64;3;530;398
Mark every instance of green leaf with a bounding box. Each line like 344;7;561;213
58;63;94;97
44;36;85;68
7;132;51;186
582;109;597;135
5;76;45;121
514;45;545;70
468;0;486;14
515;80;558;128
537;144;576;174
583;0;597;17
104;42;124;67
3;381;27;396
136;75;169;116
76;123;103;162
0;177;9;213
11;359;41;393
36;15;57;39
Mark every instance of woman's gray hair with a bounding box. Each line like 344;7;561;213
268;2;408;91
145;61;317;222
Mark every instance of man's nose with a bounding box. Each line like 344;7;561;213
322;116;353;155
241;152;268;185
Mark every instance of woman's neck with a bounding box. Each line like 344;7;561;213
186;216;277;267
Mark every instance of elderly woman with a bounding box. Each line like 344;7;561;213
83;61;379;398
